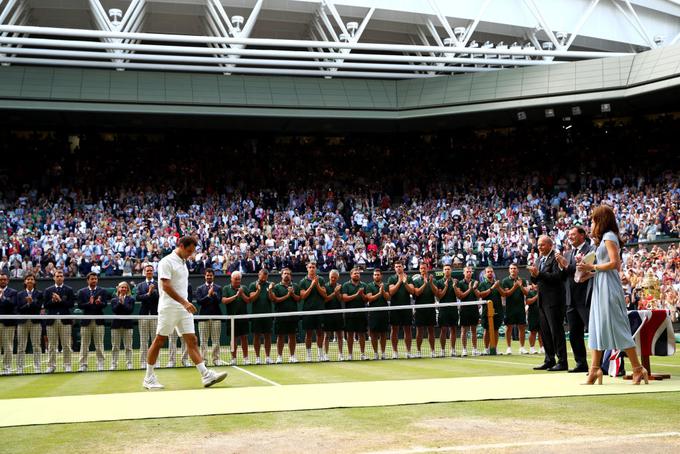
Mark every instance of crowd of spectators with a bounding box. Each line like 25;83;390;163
0;116;678;303
622;243;680;320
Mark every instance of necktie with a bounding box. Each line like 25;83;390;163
540;256;547;271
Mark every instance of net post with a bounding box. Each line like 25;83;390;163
230;317;236;358
487;300;497;356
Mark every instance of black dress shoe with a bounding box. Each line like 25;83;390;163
533;363;555;370
568;366;589;373
548;364;568;372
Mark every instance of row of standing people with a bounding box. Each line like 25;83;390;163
0;259;545;372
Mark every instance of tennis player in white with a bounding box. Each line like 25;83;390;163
143;236;227;389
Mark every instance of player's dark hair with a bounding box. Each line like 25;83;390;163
178;236;198;249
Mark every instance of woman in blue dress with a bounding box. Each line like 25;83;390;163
577;205;649;385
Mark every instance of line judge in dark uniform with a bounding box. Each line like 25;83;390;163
136;264;159;368
16;273;43;374
555;226;595;373
195;268;224;366
43;270;75;373
0;272;18;375
528;235;568;371
76;272;109;372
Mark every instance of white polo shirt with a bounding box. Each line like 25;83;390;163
158;251;189;310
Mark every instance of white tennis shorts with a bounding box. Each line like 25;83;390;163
156;305;195;336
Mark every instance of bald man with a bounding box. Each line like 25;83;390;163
527;235;568;372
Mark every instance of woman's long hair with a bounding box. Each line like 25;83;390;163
591;205;624;246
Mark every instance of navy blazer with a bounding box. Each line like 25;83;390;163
43;285;75;326
16;289;43;324
136;280;159;315
77;287;110;327
560;242;596;308
111;296;135;329
195;283;223;316
0;287;18;327
530;251;566;308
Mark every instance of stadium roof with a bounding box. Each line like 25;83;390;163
1;0;680;79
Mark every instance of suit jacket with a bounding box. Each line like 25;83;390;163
77;287;109;326
16;289;43;324
136;280;159;315
560;241;595;308
530;251;566;308
195;283;223;316
43;285;75;326
0;287;18;326
111;296;135;329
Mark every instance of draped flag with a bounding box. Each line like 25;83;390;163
628;310;676;357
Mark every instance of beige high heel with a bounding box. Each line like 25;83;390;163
632;366;649;385
583;366;603;385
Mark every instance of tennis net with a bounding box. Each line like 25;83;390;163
0;299;526;375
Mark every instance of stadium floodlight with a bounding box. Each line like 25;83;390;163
346;22;359;38
517;111;527;121
555;31;566;46
231;16;244;33
496;42;509;60
510;42;523;60
108;9;123;27
453;27;466;39
601;103;611;113
572;106;582;116
542;42;554;61
654;35;664;45
545;108;555;118
339;33;350;43
442;38;455;59
482;40;496;59
469;40;481;60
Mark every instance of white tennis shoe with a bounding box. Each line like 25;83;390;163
202;369;228;388
143;374;165;390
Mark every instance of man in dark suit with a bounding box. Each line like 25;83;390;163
528;235;568;371
43;270;75;373
0;272;18;375
16;273;43;374
77;272;109;372
136;264;159;368
195;269;224;366
556;227;595;373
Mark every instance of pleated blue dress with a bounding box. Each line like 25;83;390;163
588;231;636;351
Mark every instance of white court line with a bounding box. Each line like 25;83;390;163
231;366;281;386
651;363;680;368
368;431;680;454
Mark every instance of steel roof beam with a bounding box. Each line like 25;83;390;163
564;0;601;50
0;35;566;66
0;25;631;59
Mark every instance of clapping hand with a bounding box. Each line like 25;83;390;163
527;265;538;277
554;252;568;268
